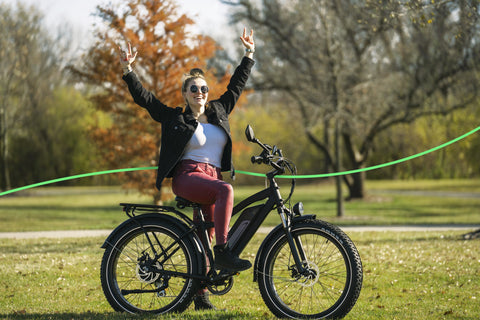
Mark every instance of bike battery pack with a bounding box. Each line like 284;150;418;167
227;204;263;248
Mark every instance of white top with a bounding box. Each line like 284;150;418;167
181;123;228;168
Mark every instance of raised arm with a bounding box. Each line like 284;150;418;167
117;41;171;123
215;28;256;114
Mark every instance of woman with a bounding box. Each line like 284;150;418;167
118;28;255;310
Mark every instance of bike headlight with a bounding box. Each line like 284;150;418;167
292;202;304;216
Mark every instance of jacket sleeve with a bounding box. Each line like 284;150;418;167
217;57;255;114
122;72;170;123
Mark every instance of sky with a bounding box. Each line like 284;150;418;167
2;0;238;52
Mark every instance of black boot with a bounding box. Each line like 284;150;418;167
193;292;217;310
214;243;252;272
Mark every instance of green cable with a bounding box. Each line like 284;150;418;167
0;126;479;197
244;124;480;179
0;167;157;197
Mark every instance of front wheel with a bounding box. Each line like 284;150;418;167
100;219;202;314
257;219;362;319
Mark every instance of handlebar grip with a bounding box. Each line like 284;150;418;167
251;156;263;164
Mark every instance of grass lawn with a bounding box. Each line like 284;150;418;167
0;231;479;319
1;179;479;232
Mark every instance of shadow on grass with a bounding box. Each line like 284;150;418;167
353;231;480;248
0;311;263;320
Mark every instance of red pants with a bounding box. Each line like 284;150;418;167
172;160;233;245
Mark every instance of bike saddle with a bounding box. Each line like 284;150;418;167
175;196;200;209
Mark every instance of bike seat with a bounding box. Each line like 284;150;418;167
175;196;201;209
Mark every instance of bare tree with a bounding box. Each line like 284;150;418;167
0;3;28;190
0;2;78;190
223;0;480;200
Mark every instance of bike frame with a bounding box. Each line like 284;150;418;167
229;170;292;254
226;169;313;277
118;167;311;284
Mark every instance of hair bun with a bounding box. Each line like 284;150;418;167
181;68;207;92
189;68;204;77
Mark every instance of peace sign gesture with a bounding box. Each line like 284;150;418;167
118;41;138;75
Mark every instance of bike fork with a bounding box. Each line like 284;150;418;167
279;209;308;274
285;229;309;273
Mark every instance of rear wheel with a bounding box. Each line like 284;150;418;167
257;219;362;319
100;220;202;314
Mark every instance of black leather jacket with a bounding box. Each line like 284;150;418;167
123;57;255;189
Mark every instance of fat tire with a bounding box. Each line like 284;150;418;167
257;219;362;319
100;219;202;314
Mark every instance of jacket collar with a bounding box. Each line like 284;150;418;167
183;105;197;123
184;104;216;123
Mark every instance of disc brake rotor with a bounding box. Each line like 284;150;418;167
135;262;162;284
297;261;319;287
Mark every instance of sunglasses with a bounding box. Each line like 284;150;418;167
190;85;209;94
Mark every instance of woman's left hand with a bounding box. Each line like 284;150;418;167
240;28;255;57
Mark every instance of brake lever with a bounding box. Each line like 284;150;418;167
271;161;284;173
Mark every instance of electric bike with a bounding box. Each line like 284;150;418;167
100;125;363;319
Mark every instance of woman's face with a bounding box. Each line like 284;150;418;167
183;78;208;111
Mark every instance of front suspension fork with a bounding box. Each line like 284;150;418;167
278;207;309;274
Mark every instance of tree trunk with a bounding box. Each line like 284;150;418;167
0;107;11;190
347;171;365;199
335;118;344;217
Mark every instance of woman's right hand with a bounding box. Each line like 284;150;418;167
118;42;138;75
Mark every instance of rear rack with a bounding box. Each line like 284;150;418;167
120;203;176;214
119;203;194;225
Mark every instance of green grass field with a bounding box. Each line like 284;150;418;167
0;231;479;319
1;179;480;232
0;179;479;319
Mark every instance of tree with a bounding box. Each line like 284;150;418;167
223;0;480;200
71;0;232;203
0;2;85;190
0;3;40;190
9;86;97;187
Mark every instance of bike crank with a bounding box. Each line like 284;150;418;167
207;276;234;295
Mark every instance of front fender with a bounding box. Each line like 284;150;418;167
253;215;316;282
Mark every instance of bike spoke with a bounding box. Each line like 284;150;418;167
108;228;192;312
265;230;349;316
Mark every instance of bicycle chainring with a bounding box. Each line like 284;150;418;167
207;276;234;295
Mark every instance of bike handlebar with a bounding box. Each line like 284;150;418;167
245;124;295;178
250;144;286;174
246;124;296;201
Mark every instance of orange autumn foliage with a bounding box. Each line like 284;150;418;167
72;0;236;203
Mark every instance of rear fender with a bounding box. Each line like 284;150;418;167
101;213;206;268
101;213;188;248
